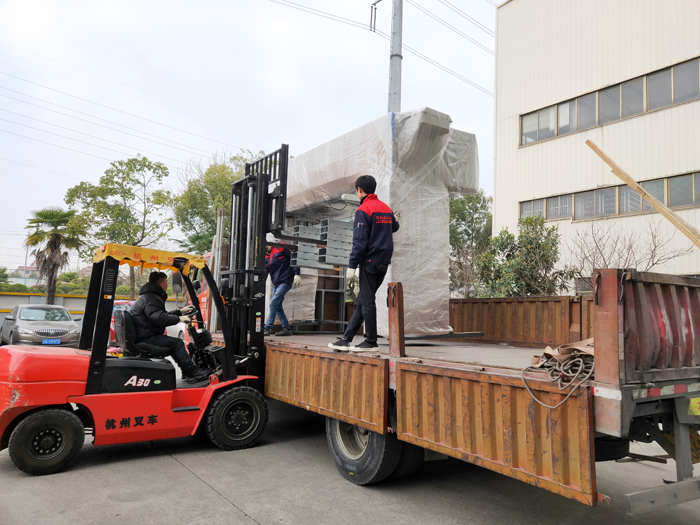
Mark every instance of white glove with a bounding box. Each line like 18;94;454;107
179;316;192;324
293;275;302;288
346;268;356;280
180;305;195;314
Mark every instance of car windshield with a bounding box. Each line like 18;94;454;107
19;308;72;321
113;304;131;312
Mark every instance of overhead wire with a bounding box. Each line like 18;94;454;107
405;0;494;56
0;128;182;169
269;0;493;97
435;0;495;37
0;116;191;164
0;71;245;151
0;90;212;154
0;156;87;181
0;42;314;146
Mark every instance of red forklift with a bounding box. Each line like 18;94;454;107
0;243;268;475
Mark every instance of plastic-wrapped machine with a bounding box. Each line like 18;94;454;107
285;107;479;336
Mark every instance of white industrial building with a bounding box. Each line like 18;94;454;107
493;0;700;277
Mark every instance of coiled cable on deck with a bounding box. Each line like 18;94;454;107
521;354;595;410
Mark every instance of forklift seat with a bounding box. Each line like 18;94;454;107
114;310;171;358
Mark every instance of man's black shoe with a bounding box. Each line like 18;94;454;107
350;341;379;352
328;338;350;350
263;329;272;336
184;367;211;382
275;328;292;336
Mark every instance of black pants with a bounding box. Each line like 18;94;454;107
344;263;388;344
141;334;196;373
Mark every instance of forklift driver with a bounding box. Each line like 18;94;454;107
130;271;211;382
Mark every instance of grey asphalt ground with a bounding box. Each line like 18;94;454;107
1;400;699;525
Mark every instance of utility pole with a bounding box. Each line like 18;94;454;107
387;0;403;113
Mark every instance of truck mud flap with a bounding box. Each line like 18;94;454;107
396;361;598;506
264;344;388;434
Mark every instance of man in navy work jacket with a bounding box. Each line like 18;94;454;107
265;244;301;336
329;175;399;351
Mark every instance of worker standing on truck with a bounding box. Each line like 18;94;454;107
130;271;211;381
264;244;302;336
329;175;400;351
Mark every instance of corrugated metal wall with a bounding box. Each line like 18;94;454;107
396;360;597;505
264;343;388;433
494;0;700;275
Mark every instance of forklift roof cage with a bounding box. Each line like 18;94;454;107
81;243;235;394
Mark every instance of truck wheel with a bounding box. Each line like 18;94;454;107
8;409;85;475
389;441;425;479
326;417;402;485
595;437;630;461
205;386;269;451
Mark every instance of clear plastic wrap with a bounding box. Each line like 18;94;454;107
285;107;479;336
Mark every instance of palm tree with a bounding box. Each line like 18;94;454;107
26;207;83;305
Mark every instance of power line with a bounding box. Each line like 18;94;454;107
0;156;87;181
269;0;493;97
405;0;494;55
0;116;189;165
435;0;495;37
0;71;245;151
0;108;207;158
0;90;212;155
0;42;315;146
0;127;151;165
484;0;498;7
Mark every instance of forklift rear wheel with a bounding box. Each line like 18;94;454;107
388;441;425;479
8;408;85;476
205;386;269;451
326;417;402;485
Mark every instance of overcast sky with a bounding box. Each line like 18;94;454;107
0;0;495;271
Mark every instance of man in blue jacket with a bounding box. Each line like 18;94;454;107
329;175;399;351
265;244;301;336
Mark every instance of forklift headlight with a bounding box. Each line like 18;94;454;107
17;328;33;335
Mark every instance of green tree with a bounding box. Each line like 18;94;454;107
25;207;83;305
478;215;574;297
449;190;492;297
57;271;80;284
173;151;263;254
65;156;173;299
0;267;9;284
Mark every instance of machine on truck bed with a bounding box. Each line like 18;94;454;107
0;244;268;475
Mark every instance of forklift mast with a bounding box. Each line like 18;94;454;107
221;145;289;392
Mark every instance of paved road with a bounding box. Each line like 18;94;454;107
1;400;699;525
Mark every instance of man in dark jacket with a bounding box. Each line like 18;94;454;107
130;271;210;381
329;175;399;351
264;245;301;336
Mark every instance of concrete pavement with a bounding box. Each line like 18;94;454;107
1;400;699;525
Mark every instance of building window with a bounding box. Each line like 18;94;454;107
674;59;700;104
642;180;665;210
547;194;572;219
600;85;621;124
620;185;642;214
621;78;644;117
521;112;538;144
558;100;576;135
520;57;700;146
669;175;694;207
538;107;556;140
577;93;597;130
520;199;545;219
575;191;595;220
595;188;617;216
520;200;533;218
695;174;700;204
648;68;673;110
532;199;544;217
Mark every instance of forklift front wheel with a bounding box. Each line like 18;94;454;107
205;386;269;451
8;408;85;476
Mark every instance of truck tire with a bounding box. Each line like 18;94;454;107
388;441;425;479
595;437;630;461
205;386;269;451
8;408;85;476
326;417;402;485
